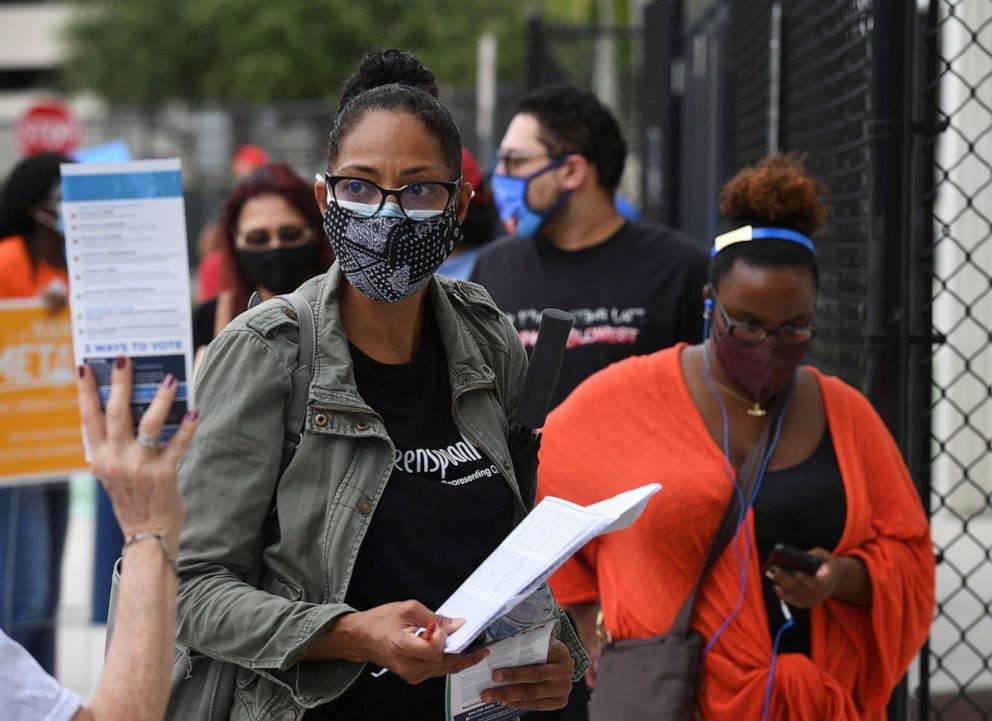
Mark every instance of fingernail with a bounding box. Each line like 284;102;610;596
162;373;175;388
78;364;86;379
481;692;492;703
115;356;126;370
492;671;503;683
765;568;776;580
185;410;199;421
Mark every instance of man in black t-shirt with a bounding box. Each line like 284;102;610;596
471;85;707;411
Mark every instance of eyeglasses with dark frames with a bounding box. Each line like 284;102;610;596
324;174;462;221
709;286;816;344
493;150;559;177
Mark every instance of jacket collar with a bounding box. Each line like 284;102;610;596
304;264;495;408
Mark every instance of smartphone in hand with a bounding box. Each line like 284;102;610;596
762;543;823;576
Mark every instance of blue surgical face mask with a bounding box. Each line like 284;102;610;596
490;156;571;239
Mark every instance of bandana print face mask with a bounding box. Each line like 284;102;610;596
323;199;462;302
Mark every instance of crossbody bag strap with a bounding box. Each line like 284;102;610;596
669;381;793;637
244;291;316;552
247;290;316;472
277;292;316;472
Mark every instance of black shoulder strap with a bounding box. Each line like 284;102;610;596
669;383;792;637
246;291;316;547
275;292;316;473
247;291;316;474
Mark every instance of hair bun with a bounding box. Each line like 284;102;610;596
337;49;438;113
719;153;828;237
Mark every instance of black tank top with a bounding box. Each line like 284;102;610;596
753;425;847;655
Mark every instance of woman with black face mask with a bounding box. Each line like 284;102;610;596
191;161;333;358
175;50;583;721
538;154;934;720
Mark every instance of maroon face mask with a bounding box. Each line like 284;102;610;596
714;333;809;405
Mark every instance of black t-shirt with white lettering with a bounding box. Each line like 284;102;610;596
312;306;515;721
470;221;707;409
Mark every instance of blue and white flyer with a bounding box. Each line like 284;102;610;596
61;158;193;446
445;619;555;721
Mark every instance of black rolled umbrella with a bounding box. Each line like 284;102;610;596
507;309;574;509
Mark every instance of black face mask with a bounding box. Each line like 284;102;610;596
236;243;317;295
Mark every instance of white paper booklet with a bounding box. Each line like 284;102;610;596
437;483;661;653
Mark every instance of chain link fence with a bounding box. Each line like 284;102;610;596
924;0;992;717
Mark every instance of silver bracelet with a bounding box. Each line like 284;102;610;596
122;532;178;575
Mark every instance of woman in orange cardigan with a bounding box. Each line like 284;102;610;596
538;154;934;720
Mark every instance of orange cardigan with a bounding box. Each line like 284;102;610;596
538;344;934;720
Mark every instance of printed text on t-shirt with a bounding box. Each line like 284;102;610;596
510;306;646;349
393;432;493;484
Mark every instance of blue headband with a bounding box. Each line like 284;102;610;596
710;225;816;258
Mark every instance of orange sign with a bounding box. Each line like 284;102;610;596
0;300;87;485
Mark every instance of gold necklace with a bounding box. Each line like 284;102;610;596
712;378;767;417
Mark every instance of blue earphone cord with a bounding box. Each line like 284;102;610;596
700;342;795;720
764;606;795;720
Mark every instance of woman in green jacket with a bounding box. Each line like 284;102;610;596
176;50;582;721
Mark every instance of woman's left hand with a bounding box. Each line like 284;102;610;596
767;548;843;609
480;638;574;711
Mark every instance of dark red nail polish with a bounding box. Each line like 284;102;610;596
115;356;126;370
162;373;175;388
77;365;86;379
186;410;199;421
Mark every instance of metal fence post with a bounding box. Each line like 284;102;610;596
906;0;939;714
866;0;912;434
867;2;916;716
639;0;684;226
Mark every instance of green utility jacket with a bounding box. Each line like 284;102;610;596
176;266;587;721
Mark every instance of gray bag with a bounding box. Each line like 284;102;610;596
106;291;316;721
588;387;790;721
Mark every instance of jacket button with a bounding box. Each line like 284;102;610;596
284;711;298;721
354;421;370;432
357;496;373;514
313;413;329;427
282;306;298;321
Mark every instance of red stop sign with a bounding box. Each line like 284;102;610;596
15;100;80;156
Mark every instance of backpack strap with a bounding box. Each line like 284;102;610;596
246;291;316;546
276;291;315;473
247;291;315;473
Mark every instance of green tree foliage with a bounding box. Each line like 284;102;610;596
62;0;527;104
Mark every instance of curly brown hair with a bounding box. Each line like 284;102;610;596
709;154;827;290
719;153;828;237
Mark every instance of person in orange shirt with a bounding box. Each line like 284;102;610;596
0;152;71;303
538;154;934;720
0;151;73;673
